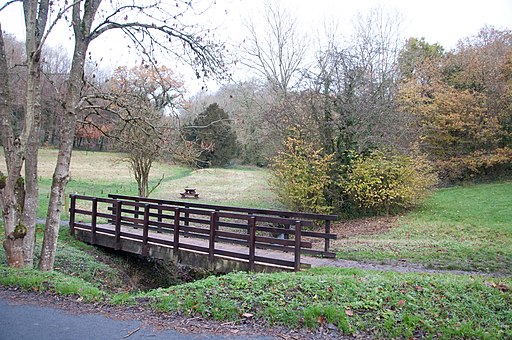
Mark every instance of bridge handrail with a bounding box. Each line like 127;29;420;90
108;194;338;220
108;194;337;254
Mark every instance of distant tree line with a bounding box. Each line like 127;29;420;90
185;6;511;216
2;2;511;227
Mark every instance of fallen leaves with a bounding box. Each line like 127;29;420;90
485;281;509;292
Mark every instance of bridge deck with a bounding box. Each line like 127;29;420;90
73;223;317;272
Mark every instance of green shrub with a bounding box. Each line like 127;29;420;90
270;136;334;214
342;151;438;214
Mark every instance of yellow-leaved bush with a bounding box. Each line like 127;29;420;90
270;136;334;215
342;151;438;215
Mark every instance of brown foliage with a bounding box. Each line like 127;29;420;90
398;27;512;183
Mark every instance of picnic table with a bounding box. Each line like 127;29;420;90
180;188;199;199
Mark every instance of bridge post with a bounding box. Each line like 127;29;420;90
114;200;122;250
91;198;98;245
294;221;302;272
209;211;218;263
214;208;220;241
142;204;150;256
184;205;190;226
173;208;180;254
133;198;140;229
324;220;331;253
248;216;256;271
69;194;76;236
157;203;163;233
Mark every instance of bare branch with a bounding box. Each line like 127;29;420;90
0;0;21;12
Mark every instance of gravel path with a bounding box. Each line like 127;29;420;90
307;256;506;277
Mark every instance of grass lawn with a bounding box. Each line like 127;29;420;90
333;181;512;275
1;149;511;337
0;148;280;219
155;166;283;209
130;268;511;338
1;227;510;338
1;240;510;338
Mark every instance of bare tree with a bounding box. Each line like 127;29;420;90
39;0;226;270
0;0;51;268
305;8;407;155
241;1;308;96
106;65;187;197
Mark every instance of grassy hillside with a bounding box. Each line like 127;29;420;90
333;181;512;275
0;148;281;218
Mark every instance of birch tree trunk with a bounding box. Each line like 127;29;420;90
39;0;96;271
1;1;48;267
0;25;27;267
20;0;47;267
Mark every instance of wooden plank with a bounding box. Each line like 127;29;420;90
173;208;180;252
91;198;98;245
209;211;217;262
301;230;337;239
215;230;249;241
73;195;117;204
142;205;150;256
294;221;302;272
214;249;249;261
157;203;163;233
248;216;256;271
74;208;93;216
253;255;295;268
178;242;209;253
69;194;76;236
325;220;331;253
114;200;122;250
73;222;91;230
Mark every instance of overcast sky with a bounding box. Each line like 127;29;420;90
1;0;511;94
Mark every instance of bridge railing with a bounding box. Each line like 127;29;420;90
69;194;337;271
108;194;338;257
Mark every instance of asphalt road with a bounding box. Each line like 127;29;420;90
0;298;274;340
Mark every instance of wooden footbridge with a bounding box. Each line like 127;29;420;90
69;194;338;272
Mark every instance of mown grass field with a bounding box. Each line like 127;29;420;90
1;149;511;337
333;181;512;275
0;148;281;219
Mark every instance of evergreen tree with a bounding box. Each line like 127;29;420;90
187;103;239;167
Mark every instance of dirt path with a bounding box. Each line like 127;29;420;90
307;256;502;276
311;216;507;277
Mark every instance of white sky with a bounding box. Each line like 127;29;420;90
1;0;511;94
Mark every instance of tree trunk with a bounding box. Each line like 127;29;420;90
18;0;48;267
0;24;26;267
39;2;91;269
39;68;81;270
22;133;40;267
